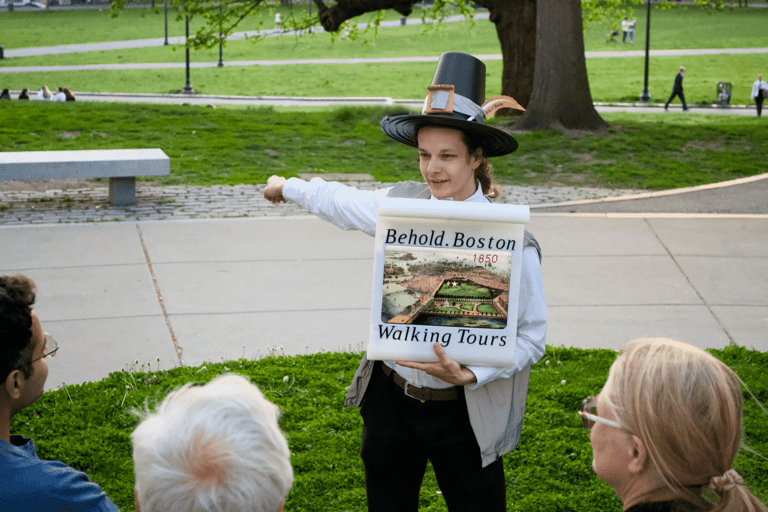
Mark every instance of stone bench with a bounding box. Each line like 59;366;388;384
0;148;170;206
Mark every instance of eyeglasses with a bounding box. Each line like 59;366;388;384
29;333;59;364
579;396;622;430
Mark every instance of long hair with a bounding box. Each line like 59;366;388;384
132;374;294;512
603;338;767;512
461;129;502;198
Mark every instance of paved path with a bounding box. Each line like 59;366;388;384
4;47;767;70
3;90;759;114
2;174;766;391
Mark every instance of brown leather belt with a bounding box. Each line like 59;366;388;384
380;363;459;402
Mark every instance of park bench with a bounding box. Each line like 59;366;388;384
0;148;170;206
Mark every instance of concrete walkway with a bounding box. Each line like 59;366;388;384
1;173;765;391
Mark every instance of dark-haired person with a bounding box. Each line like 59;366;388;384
751;73;767;118
664;66;688;112
581;338;767;512
63;86;77;101
264;52;546;511
0;88;10;100
0;274;119;512
19;88;31;100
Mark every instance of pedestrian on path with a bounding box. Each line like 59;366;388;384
664;66;688;112
263;52;545;512
629;18;636;44
751;73;767;118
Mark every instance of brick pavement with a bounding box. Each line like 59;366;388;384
0;183;643;225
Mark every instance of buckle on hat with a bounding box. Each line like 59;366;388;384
425;84;455;115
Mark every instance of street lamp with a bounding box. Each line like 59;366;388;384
164;1;169;45
218;1;224;67
640;0;651;102
181;12;195;94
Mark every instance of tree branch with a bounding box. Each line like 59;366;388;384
315;0;416;32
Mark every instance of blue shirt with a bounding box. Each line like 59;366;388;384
0;435;119;512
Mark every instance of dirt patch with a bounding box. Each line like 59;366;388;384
682;137;751;152
566;150;616;166
59;132;81;139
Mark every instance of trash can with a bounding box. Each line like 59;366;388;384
715;82;732;106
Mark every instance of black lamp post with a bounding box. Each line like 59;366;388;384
164;2;169;45
181;12;195;94
640;0;651;102
218;2;224;67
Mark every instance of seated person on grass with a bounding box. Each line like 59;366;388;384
0;274;119;512
132;374;294;512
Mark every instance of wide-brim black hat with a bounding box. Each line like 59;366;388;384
380;52;521;157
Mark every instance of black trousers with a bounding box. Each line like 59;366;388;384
360;364;506;512
665;90;687;110
756;95;764;117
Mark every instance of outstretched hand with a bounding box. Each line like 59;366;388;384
396;343;477;386
264;175;287;204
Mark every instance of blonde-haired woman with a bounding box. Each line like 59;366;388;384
581;338;766;512
36;85;53;101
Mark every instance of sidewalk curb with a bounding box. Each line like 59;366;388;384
530;172;768;209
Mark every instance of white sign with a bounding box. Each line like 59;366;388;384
367;198;529;366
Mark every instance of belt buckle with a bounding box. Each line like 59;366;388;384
403;382;426;403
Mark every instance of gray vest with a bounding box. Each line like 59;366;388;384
343;181;539;467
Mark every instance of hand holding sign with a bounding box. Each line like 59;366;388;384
396;343;477;386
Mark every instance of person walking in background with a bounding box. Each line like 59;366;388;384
751;73;767;118
18;88;30;100
621;17;629;43
36;86;53;101
629;18;636;43
664;66;688;112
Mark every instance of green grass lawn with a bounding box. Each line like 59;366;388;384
10;345;768;511
2;102;766;191
1;6;765;104
1;53;763;104
2;5;766;51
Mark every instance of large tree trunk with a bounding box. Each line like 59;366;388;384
476;0;536;110
515;0;607;131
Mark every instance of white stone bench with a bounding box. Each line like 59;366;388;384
0;149;170;206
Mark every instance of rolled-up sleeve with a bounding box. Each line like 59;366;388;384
466;245;547;389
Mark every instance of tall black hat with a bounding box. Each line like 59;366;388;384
380;52;524;157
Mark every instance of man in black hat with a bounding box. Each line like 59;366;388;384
264;52;546;511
